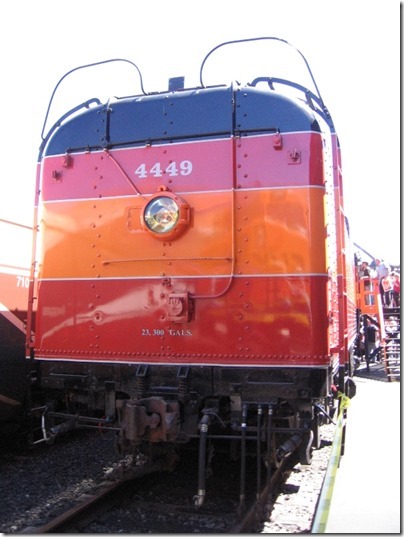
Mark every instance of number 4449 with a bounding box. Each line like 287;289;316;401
135;160;192;178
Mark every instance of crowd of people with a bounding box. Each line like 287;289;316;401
358;258;400;308
357;314;400;365
355;256;400;368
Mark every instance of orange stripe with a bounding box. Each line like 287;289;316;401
38;187;326;279
38;192;232;279
235;187;326;274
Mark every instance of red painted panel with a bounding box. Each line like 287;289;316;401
33;130;334;369
0;270;29;320
34;275;330;366
235;132;324;189
40;132;323;202
40;139;234;201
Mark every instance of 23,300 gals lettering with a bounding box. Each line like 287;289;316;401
141;328;192;336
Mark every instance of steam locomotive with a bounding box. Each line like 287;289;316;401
26;38;357;503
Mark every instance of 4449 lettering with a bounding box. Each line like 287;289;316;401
135;160;192;178
141;328;192;337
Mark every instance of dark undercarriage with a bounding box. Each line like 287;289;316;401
32;360;335;457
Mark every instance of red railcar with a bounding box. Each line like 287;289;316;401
27;38;357;502
0;219;32;435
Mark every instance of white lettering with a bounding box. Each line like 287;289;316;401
140;327;193;337
16;275;29;288
134;160;193;179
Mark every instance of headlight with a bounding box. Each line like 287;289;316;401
144;197;179;234
142;191;190;240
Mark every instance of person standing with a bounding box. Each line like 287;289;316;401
381;274;393;307
359;261;371;278
375;259;390;306
364;317;379;365
391;272;400;307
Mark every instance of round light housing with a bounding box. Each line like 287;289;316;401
142;191;190;240
144;197;179;233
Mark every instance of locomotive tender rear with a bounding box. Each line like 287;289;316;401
27;40;357;491
35;87;331;364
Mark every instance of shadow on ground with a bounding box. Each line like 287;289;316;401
354;361;399;382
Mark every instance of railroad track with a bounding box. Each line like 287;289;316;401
20;480;123;534
20;454;261;533
19;419;339;534
20;471;283;533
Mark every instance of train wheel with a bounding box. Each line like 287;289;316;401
299;430;314;465
312;413;321;450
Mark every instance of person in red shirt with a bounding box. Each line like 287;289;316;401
390;272;400;307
